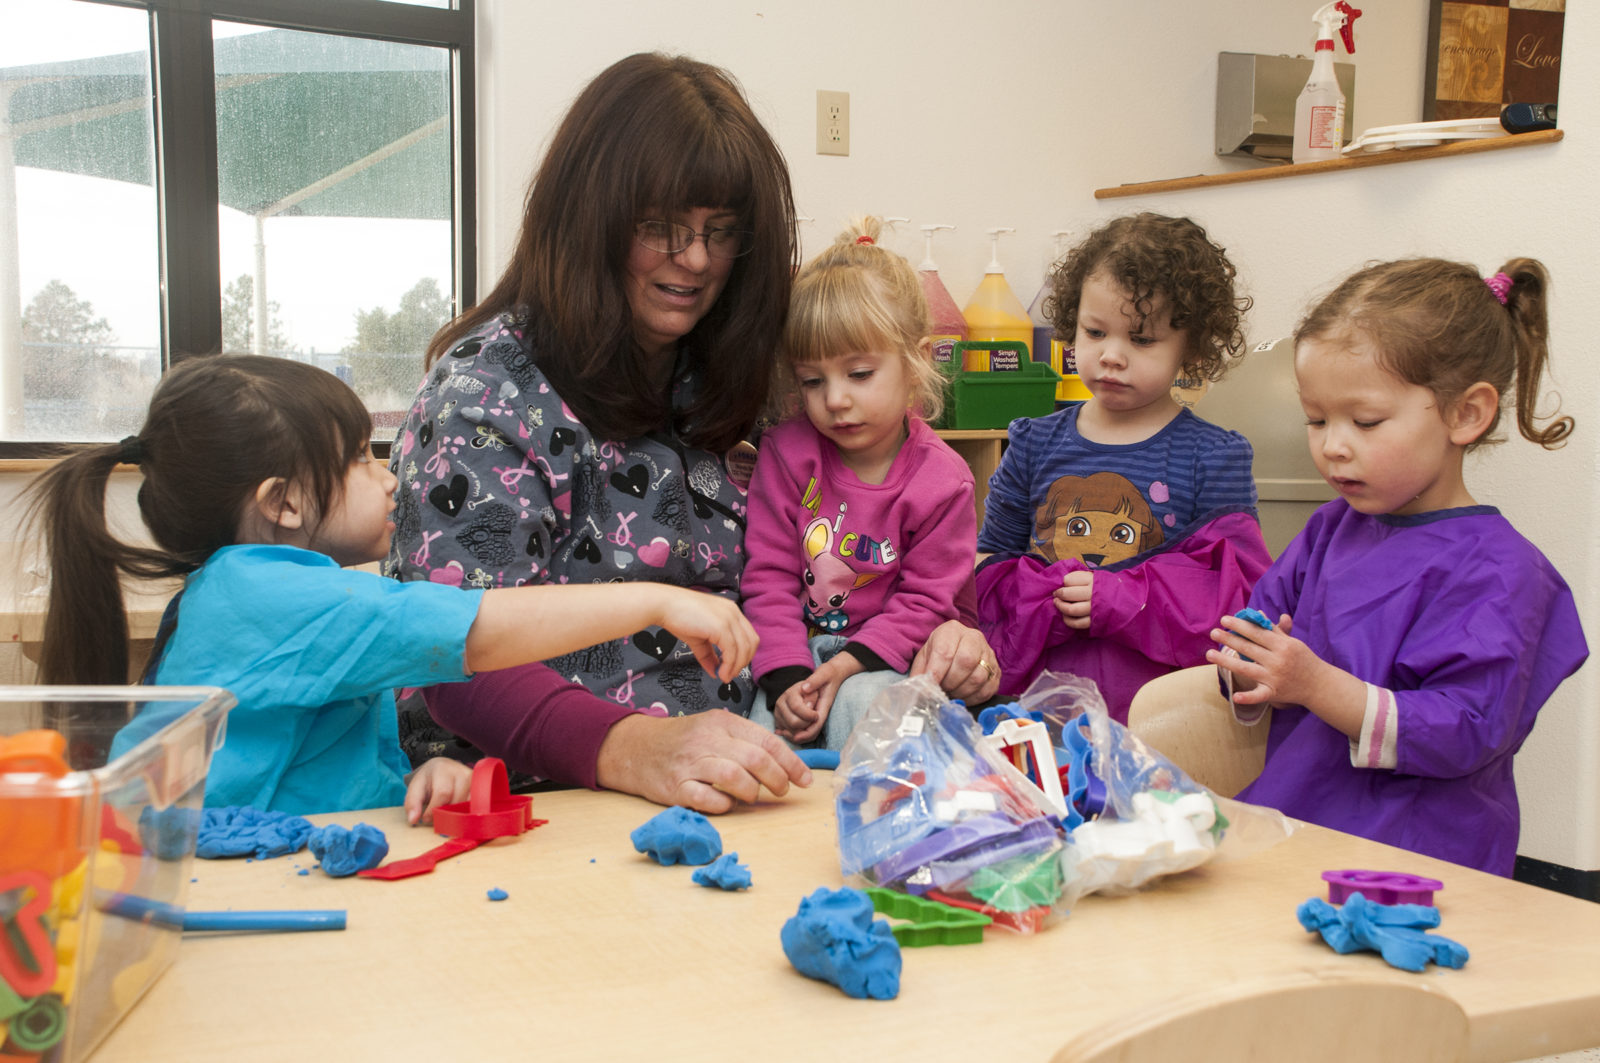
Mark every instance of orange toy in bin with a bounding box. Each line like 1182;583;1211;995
0;731;85;881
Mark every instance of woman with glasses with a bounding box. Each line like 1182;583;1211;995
386;52;998;814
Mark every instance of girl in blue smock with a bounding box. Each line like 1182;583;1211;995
25;355;756;820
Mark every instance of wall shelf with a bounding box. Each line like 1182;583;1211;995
1095;128;1563;199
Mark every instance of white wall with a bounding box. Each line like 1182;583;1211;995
478;0;1599;870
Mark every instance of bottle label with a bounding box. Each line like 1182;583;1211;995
1309;104;1341;149
1051;339;1079;376
930;335;958;366
990;347;1022;372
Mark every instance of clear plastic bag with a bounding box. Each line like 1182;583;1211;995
1009;671;1297;897
832;676;1074;933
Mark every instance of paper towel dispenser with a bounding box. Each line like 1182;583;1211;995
1216;51;1356;160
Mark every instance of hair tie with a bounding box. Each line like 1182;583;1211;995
854;235;875;245
118;435;145;465
1484;271;1512;306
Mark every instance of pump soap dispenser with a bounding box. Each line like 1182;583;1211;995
962;227;1032;371
917;224;967;372
1292;1;1362;164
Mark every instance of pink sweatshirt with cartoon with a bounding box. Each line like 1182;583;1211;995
742;417;977;688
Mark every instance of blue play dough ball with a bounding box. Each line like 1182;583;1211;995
630;806;723;866
307;823;389;878
692;852;753;891
487;888;509;901
780;887;901;1000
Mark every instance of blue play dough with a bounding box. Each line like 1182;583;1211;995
487;888;509;901
193;806;315;859
1236;607;1274;630
630;806;723;866
307;823;389;878
780;887;901;1000
692;852;753;891
139;806;202;860
1298;893;1469;972
797;749;841;771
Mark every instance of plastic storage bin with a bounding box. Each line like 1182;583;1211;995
942;345;1062;429
0;686;232;1062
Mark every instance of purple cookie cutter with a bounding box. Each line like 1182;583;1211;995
1323;869;1443;907
873;813;1058;895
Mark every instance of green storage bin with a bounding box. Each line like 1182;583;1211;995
944;347;1062;429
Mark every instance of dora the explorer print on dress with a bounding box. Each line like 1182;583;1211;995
385;312;754;721
1032;471;1165;566
973;404;1270;723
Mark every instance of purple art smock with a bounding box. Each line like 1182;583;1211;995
1237;501;1587;876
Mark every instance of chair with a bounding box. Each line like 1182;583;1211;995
1126;665;1267;798
1051;973;1468;1063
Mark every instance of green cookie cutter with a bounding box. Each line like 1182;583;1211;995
865;887;992;947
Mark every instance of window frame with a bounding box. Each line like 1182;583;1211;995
1;0;475;458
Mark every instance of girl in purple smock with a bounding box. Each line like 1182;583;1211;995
1209;257;1587;876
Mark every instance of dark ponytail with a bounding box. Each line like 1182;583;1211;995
24;355;373;685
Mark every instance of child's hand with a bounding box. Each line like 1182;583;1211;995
654;588;759;682
404;757;473;826
788;653;864;745
774;683;820;743
1206;612;1319;705
1053;570;1094;630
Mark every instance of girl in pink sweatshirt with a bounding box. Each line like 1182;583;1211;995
744;216;978;748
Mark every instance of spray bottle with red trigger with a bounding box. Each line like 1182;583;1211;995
1292;1;1362;164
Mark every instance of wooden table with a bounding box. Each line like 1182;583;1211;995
91;781;1600;1062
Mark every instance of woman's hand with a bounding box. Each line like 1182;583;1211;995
595;710;812;814
403;757;474;826
910;619;1001;703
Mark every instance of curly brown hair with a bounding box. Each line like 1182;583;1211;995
1044;213;1251;382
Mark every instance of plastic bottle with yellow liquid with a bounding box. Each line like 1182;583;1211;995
916;224;967;374
1026;230;1091;402
962;228;1032;371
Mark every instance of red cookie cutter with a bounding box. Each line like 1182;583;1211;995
433;758;539;840
359;759;544;881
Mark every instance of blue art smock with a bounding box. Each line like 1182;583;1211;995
120;544;483;814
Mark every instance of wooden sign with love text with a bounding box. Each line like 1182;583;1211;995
1424;0;1564;120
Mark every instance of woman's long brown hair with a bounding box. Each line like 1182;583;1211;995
425;53;798;454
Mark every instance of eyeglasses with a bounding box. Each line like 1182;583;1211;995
634;219;755;259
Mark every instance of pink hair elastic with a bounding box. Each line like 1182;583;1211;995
1484;272;1512;306
855;235;875;245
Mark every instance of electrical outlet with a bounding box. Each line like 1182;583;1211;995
816;89;849;156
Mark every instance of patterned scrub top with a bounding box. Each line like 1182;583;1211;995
385;312;756;722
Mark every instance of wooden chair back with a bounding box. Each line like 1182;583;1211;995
1126;665;1267;798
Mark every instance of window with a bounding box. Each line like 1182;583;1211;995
0;0;475;453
